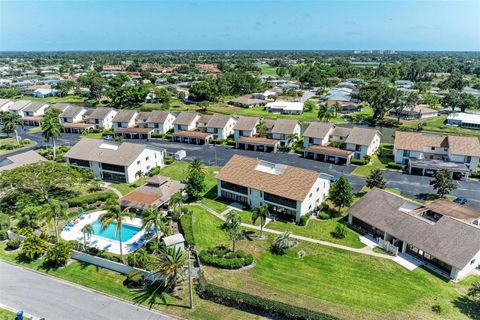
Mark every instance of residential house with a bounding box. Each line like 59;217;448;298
389;104;439;120
85;108;117;129
234;117;280;152
271;119;301;148
233;116;259;141
59;106;93;133
216;155;332;223
145;111;176;134
265;101;303;115
348;188;480;281
446;112;480;130
344;127;381;160
395;80;415;88
0;99;13;112
66;138;165;183
228;95;267;108
7;100;32;116
0;150;47;171
205;114;237;140
20;102;49;126
172;112;212;144
112;110;153;139
393;131;480;179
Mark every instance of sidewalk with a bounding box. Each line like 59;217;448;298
0;303;39;320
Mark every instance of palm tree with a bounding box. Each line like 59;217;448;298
46;200;68;242
0;111;22;142
99;204;134;262
252;204;269;238
41;114;62;160
271;231;293;255
168;192;183;214
286;133;298;148
186;157;206;176
255;120;269;137
151;246;187;293
135;170;144;181
80;224;94;252
142;206;171;248
317;104;334;122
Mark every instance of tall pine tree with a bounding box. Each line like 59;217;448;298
329;176;353;213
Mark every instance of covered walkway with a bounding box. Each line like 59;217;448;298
172;130;213;145
304;145;354;165
115;126;154;140
236;136;279;152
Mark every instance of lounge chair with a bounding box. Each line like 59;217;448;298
103;244;112;250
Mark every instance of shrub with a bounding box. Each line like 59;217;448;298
0;213;10;230
0;229;8;241
6;238;21;250
331;224;347;239
387;162;404;170
226;138;236;146
468;172;480;179
180;212;195;246
164;133;173;140
197;271;338;320
199;246;253;269
271;232;295;255
298;215;309;226
45;241;74;267
363;154;371;163
20;138;32;145
317;212;330;220
351;159;368;165
164;155;175;165
125;270;146;288
21;236;48;260
151;133;164;139
66;192;117;208
329;141;346;149
127;248;150;269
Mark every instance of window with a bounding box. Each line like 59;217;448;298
220;181;248;195
309;193;312;198
69;158;89;168
316;187;319;192
145;156;149;161
471;259;475;265
431;147;435;151
264;192;296;209
309;137;314;143
101;163;125;173
444;148;448;152
403;150;410;157
137;160;141;165
308;205;312;210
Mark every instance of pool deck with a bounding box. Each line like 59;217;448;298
60;210;149;255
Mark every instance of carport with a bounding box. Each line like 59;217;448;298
236;136;279;153
304;145;354;165
172;130;213;145
115;126;154;140
407;158;469;180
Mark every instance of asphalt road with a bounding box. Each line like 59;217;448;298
0;260;177;320
12;128;480;210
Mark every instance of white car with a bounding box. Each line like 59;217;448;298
174;150;186;160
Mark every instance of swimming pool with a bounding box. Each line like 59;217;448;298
91;220;141;242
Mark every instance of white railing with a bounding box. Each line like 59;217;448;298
378;238;399;256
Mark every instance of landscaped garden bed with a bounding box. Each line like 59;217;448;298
200;245;253;269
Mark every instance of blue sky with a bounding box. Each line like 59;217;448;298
0;0;479;51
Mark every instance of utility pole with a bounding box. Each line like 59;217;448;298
187;247;193;309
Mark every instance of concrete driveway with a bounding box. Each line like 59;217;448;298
0;260;177;320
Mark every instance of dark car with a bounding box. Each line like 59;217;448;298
454;197;467;205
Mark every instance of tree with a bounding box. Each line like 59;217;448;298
392;91;419;123
108;84;149;109
135;170;144;180
0;87;20;98
439;70;466;91
303;100;316;112
270;231;293;255
54;81;74;97
184;158;206;199
142;206;171;248
45;199;68;242
150;246;187;293
252;204;269;238
168;192;183;214
366;168;386;189
255;120;269;137
430;169;457;198
78;71;106;100
80;224;94;252
189;80;217;102
329;176;353;212
0;111;22;141
99;204;134;262
21;236;48;260
154;87;171;105
224;210;242;252
45;241;74;267
355;81;398;124
317;104;334;122
468;281;480;298
41;107;62;160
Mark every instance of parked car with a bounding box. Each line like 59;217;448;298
174;150;186;160
454;197;467;205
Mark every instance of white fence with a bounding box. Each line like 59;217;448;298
378;238;399;256
7;231;158;281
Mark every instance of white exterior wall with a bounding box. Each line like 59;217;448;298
303;137;327;148
125;147;164;183
450;249;480;281
234;129;254;141
26;104;49;116
147;113;176;134
0;101;13;112
394;149;424;164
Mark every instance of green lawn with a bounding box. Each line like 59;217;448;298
267;216;365;248
110;176;148;196
400;116;480;137
258;64;278;77
199;198;228;213
22;95;86;104
83;131;104;139
0;308;16;320
351;154;390;177
28;126;42;134
0;138;37;156
0;242;260;320
191;206;479;320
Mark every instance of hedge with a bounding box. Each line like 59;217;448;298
199;247;253;269
66;192;117;208
197;271;338;320
179;212;195;246
387;162;404;170
351;159;368;165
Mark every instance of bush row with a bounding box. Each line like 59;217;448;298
179;212;195;246
66;192;117;208
351;159;368;165
197;272;338;320
387;162;404;170
199;247;253;269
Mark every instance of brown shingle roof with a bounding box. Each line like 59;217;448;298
448;135;480;157
65;138;152;166
216;155;321;201
234;116;259;131
173;130;212;139
303;122;334;139
271;119;299;135
85;108;116;120
306;145;354;157
425;199;480;222
173;112;199;125
146;111;172;124
345;127;379;146
238;136;279;146
331;127;351;138
349;188;480;269
206;114;234;128
112;110;138;123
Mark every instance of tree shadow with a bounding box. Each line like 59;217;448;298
202;186;218;200
132;282;188;309
452;295;480;320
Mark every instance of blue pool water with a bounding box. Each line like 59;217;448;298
91;220;141;242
